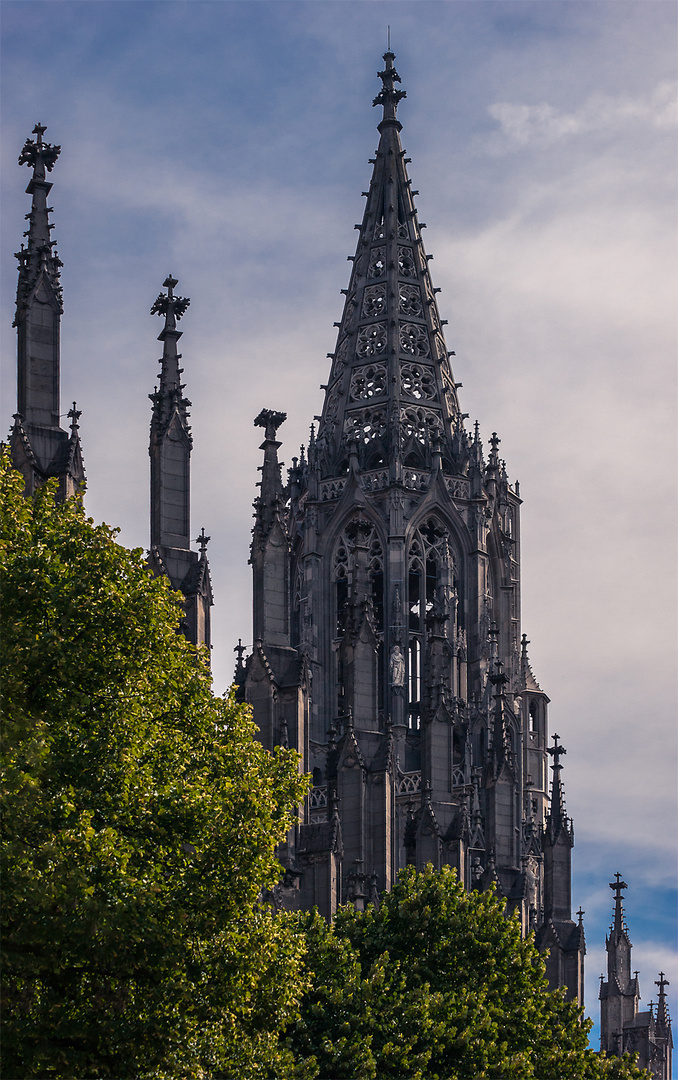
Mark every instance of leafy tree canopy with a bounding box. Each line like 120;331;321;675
285;865;649;1080
0;451;310;1079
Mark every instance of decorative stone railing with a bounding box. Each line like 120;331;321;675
395;771;421;796
445;476;470;500
309;785;328;810
360;469;389;492
402;469;429;491
319;477;347;501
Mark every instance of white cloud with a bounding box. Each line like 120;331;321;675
487;81;677;148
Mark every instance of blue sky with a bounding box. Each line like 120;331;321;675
2;0;676;1050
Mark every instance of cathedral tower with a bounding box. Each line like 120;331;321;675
147;276;212;650
241;52;584;999
600;875;673;1078
10;125;85;500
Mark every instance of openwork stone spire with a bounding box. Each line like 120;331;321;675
315;51;464;481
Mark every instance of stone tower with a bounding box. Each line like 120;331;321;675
147;276;212;650
240;46;587;993
600;875;673;1078
241;51;584;1001
10;125;85;500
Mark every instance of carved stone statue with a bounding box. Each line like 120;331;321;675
389;644;406;687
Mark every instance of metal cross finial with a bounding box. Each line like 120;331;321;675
33;122;47;142
234;638;247;663
656;972;669;991
195;527;210;554
163;274;178;294
577;907;585;923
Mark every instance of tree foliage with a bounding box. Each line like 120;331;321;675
0;452;310;1079
285;865;649;1080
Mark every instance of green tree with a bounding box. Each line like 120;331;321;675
0;451;310;1079
286;865;649;1080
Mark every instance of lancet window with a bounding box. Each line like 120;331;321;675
333;521;384;637
406;518;457;729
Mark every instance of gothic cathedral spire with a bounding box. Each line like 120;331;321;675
148;276;212;651
10;124;85;500
241;51;584;1001
316;50;463;483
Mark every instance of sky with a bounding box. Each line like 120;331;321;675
1;0;676;1050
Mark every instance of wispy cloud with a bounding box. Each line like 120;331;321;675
487;81;677;149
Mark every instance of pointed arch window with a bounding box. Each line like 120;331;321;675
406;517;458;729
333;522;384;638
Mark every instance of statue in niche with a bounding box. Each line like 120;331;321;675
525;856;538;911
471;856;484;887
389;644;406;687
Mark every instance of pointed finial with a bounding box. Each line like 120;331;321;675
373;49;406;127
254;408;286;441
489;431;501;465
18;123;60;173
577;907;585;924
547;733;567;770
195;527;210;555
609;872;628;937
151;275;190;326
609;871;628;895
67;401;81;432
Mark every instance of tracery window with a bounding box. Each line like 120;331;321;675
356;323;387;357
368;246;386;278
350;363;387;401
399;284;423;317
406;518;456;729
362;284;386;317
333;521;384;637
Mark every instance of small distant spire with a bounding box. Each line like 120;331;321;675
609;872;628;938
546;734;569;835
233;638;247;685
655;972;671;1028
